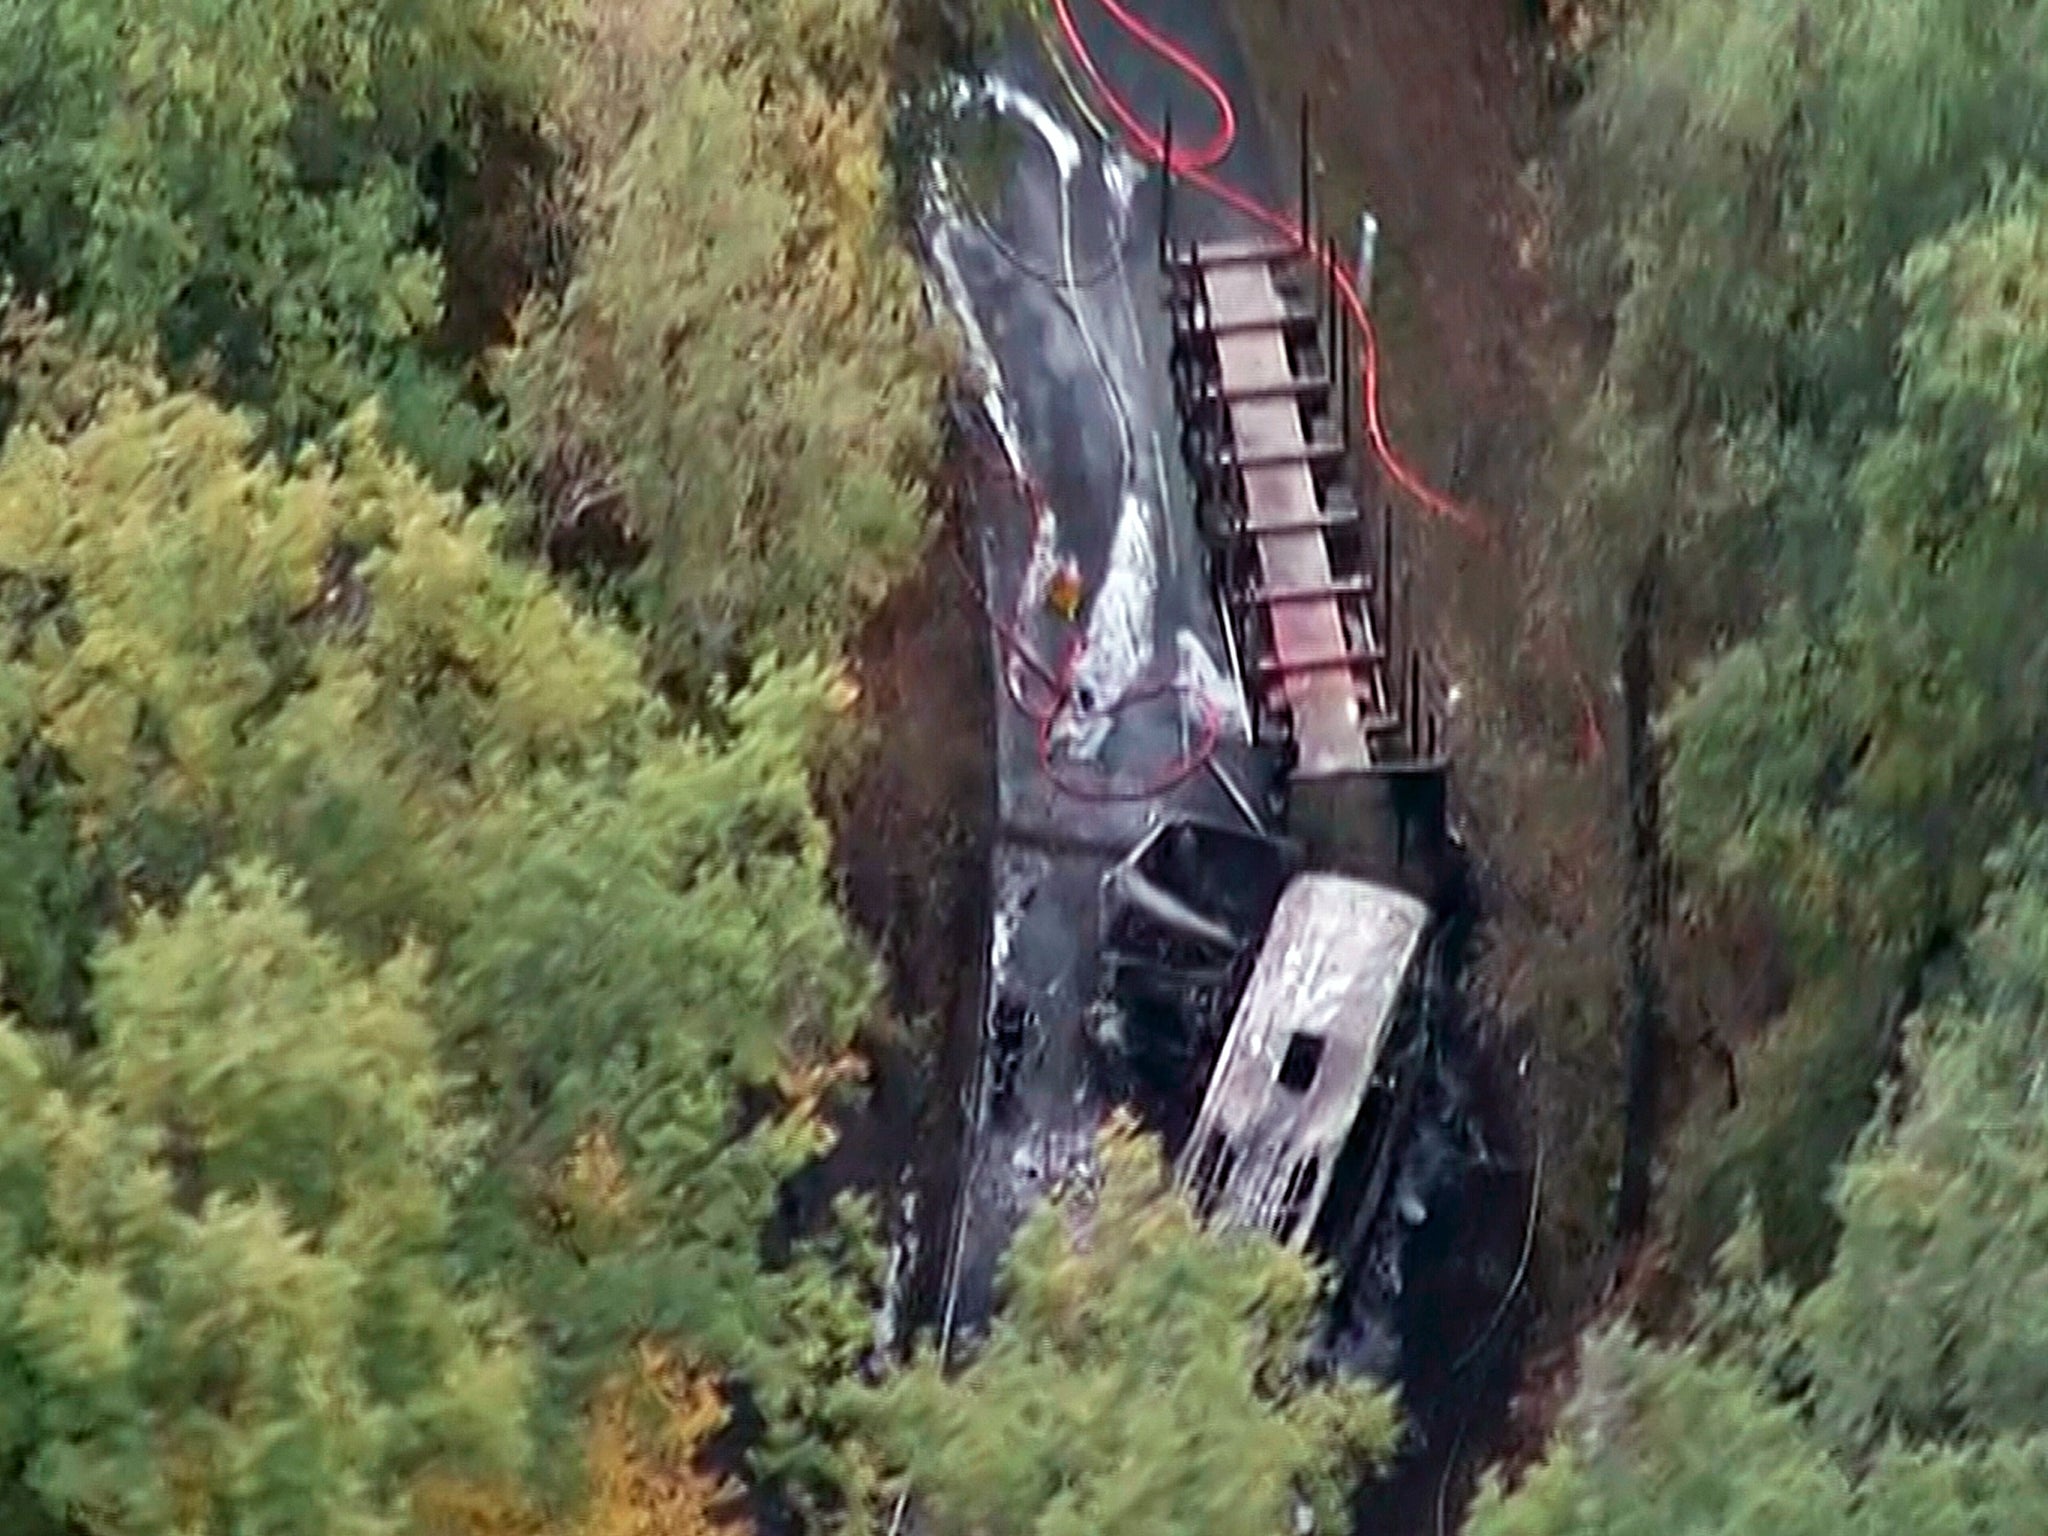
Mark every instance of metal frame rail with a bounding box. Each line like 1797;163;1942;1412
1167;231;1428;778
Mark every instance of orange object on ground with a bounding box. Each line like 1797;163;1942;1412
1046;556;1084;621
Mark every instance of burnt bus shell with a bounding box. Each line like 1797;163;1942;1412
1174;874;1431;1254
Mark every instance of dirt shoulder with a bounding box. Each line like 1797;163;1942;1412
1222;0;1569;500
810;502;993;1330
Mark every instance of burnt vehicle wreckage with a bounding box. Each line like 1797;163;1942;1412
909;28;1531;1502
955;118;1479;1305
1086;181;1470;1311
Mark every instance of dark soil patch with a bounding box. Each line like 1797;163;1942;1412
1216;0;1598;1529
830;513;992;1038
1223;0;1569;489
813;502;994;1323
431;111;565;364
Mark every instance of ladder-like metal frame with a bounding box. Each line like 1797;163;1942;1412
1168;238;1412;777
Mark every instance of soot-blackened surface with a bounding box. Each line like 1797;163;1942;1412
903;10;1535;1534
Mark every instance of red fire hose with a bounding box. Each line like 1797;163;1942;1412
964;0;1605;783
1046;0;1490;542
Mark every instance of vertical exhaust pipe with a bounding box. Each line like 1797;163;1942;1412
1298;95;1313;257
1338;251;1352;452
1321;232;1336;405
1381;498;1395;645
1159;110;1176;271
1325;235;1345;462
1410;651;1422;759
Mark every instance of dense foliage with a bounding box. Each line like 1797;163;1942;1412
0;367;880;1528
35;0;2048;1525
1501;0;2048;1275
1472;834;2048;1533
0;0;554;482
859;1128;1397;1536
1477;0;2048;1527
0;1;1367;1532
500;0;938;691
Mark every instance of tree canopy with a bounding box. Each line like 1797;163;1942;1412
856;1127;1397;1536
1474;0;2048;1523
0;0;558;481
0;370;883;1529
1472;830;2048;1535
0;0;1038;1530
499;0;939;690
1499;0;2048;1281
0;867;528;1536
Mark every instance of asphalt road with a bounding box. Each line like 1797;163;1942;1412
918;0;1301;1348
904;15;1540;1536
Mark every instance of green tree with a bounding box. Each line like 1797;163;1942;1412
0;379;886;1513
1466;1327;2048;1536
1670;178;2048;978
1466;118;2048;1510
501;0;938;691
858;1126;1396;1536
0;867;528;1536
1470;830;2048;1533
1796;827;2048;1448
0;0;947;1519
1661;175;2048;1271
1467;1331;1855;1536
1529;0;2048;1275
0;0;555;480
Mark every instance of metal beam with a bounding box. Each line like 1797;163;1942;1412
1227;574;1374;609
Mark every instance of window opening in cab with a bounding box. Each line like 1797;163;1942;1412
1277;1030;1324;1093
